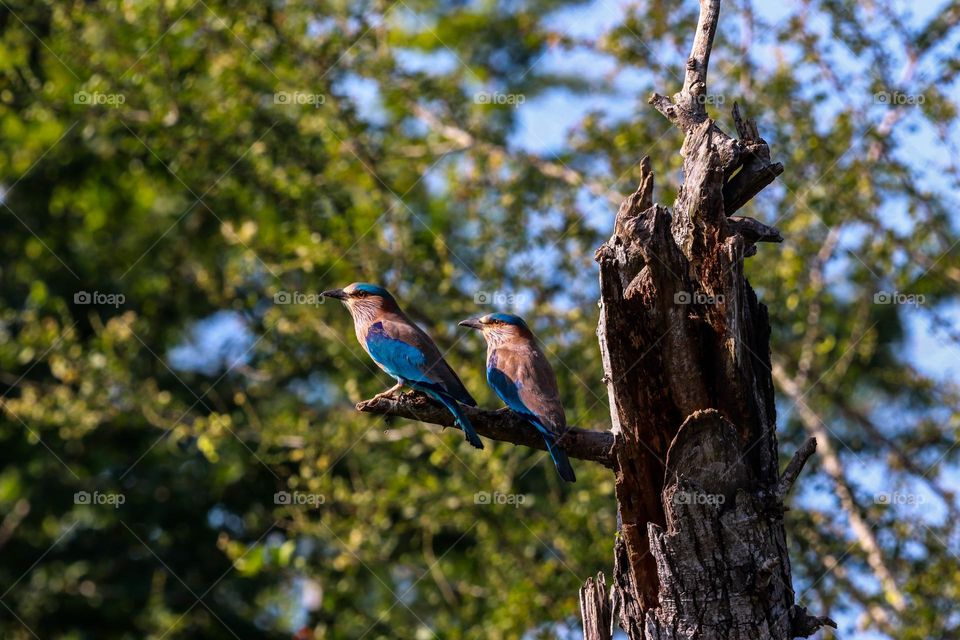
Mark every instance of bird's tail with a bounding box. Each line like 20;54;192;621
426;390;484;449
542;431;576;482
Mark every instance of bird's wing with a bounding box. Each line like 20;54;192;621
488;345;566;434
364;321;428;381
365;315;476;405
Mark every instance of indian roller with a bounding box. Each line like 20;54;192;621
321;283;483;449
459;313;576;482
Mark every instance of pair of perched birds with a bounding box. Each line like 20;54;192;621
321;282;576;482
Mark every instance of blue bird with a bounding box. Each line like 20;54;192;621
321;283;483;449
459;313;576;482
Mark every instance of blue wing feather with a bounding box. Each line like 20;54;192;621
365;321;475;405
365;322;482;448
488;360;575;482
365;324;430;383
487;367;538;423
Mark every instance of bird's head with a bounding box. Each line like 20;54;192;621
321;283;399;319
459;313;531;345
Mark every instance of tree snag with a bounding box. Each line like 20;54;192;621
585;0;833;637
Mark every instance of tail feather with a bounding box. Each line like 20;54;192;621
425;389;483;449
542;431;576;482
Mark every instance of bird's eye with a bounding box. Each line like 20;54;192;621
355;291;366;298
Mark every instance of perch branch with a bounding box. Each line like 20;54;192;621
357;392;616;469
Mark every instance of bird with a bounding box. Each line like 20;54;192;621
459;313;576;482
321;283;483;449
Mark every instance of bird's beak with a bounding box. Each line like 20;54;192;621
321;288;347;300
458;318;483;330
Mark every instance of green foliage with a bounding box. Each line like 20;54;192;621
0;0;957;638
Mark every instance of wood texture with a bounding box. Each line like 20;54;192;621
580;572;613;640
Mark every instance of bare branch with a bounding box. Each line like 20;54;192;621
727;215;783;244
356;392;616;469
649;0;722;127
723;102;785;214
790;605;838;637
777;437;817;499
683;0;722;104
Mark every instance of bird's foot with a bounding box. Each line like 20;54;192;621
370;383;404;403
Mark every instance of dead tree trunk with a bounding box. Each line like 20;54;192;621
580;0;836;637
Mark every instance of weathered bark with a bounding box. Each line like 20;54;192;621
585;0;835;637
580;573;613;640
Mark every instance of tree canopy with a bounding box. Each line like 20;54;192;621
0;1;957;638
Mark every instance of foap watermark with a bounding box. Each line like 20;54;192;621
694;93;726;106
875;492;926;506
474;290;526;307
74;490;125;508
674;291;724;306
474;91;525;107
874;91;925;106
274;90;326;108
75;291;125;308
274;291;324;306
274;491;326;507
74;90;126;107
873;291;925;307
673;490;725;506
474;491;527;508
